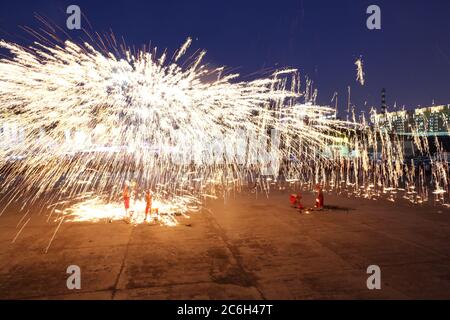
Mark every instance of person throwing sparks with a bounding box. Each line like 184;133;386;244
145;189;153;223
123;181;132;223
315;184;324;210
290;192;305;212
289;194;298;208
144;189;160;223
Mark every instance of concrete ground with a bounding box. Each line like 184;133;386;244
1;190;450;300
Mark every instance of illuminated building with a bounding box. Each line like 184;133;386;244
371;105;450;136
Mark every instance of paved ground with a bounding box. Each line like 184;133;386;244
1;190;450;300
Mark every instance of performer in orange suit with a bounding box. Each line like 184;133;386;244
123;182;131;218
315;184;324;210
145;189;152;222
289;194;297;207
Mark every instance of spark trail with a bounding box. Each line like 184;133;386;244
355;57;365;86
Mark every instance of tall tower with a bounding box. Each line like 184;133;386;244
381;88;387;114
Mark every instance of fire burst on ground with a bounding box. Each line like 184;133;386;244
60;195;199;227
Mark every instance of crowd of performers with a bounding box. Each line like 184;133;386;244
121;179;325;222
122;180;159;223
289;184;324;212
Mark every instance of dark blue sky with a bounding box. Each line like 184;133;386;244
1;0;449;114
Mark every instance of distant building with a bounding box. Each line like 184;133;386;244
413;105;450;135
371;105;450;136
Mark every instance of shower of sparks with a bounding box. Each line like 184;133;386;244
0;29;449;236
0;35;352;226
355;57;365;86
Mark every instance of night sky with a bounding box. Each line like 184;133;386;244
1;0;449;115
